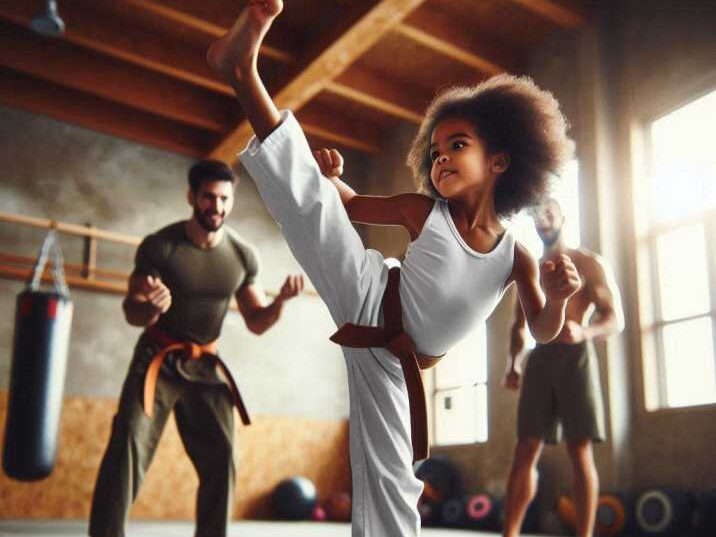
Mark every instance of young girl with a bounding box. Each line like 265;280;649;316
207;2;580;535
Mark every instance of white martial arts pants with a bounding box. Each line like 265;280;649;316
241;111;424;537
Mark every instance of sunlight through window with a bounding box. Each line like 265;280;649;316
639;89;716;409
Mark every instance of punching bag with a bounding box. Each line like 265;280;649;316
3;229;73;481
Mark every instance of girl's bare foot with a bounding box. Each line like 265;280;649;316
207;0;283;83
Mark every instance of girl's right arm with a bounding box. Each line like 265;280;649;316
314;147;433;241
347;194;434;241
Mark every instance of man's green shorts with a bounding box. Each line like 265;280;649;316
517;341;606;444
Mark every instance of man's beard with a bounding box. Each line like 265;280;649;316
537;225;562;248
194;206;225;232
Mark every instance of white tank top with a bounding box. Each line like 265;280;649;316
398;199;515;356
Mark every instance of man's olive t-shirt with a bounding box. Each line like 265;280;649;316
135;222;259;343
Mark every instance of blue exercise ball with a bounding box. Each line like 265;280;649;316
271;476;318;520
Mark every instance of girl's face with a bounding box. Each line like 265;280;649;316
429;117;505;201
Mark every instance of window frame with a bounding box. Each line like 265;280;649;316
634;89;716;410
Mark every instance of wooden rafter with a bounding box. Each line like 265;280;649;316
0;20;233;132
396;8;517;76
297;106;382;153
509;0;586;28
0;68;211;157
301;123;379;154
110;1;427;126
327;66;424;124
210;0;428;163
122;0;294;63
0;0;589;160
0;1;231;95
0;1;421;149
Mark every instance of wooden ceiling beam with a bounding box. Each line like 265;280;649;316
0;68;212;157
7;1;425;142
0;4;405;152
121;0;293;63
106;2;426;129
143;1;428;125
328;67;425;124
0;2;425;155
509;0;586;28
396;8;517;76
84;1;424;130
302;123;380;154
297;107;382;153
0;20;233;132
0;1;231;95
210;0;428;163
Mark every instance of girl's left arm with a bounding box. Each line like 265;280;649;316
510;243;581;343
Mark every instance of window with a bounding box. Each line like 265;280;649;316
429;162;581;445
430;323;488;445
635;89;716;409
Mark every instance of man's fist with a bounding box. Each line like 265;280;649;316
139;275;172;313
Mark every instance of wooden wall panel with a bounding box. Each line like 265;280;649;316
0;393;350;519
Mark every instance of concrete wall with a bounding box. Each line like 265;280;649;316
0;104;354;419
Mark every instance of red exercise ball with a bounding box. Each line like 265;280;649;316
326;491;352;522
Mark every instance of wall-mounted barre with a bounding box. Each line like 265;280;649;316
0;210;316;300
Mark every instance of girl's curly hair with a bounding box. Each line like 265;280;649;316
406;74;574;218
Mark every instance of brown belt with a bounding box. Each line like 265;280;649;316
329;267;441;462
141;325;251;426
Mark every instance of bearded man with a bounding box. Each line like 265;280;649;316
89;160;303;537
502;198;624;537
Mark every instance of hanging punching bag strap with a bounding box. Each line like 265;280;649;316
27;227;69;297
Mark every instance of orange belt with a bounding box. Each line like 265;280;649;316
329;267;441;462
142;325;251;426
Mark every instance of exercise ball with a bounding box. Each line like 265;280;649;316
325;491;352;522
271;476;317;520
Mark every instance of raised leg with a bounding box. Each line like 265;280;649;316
206;0;283;141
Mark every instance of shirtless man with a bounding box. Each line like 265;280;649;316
502;198;624;537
